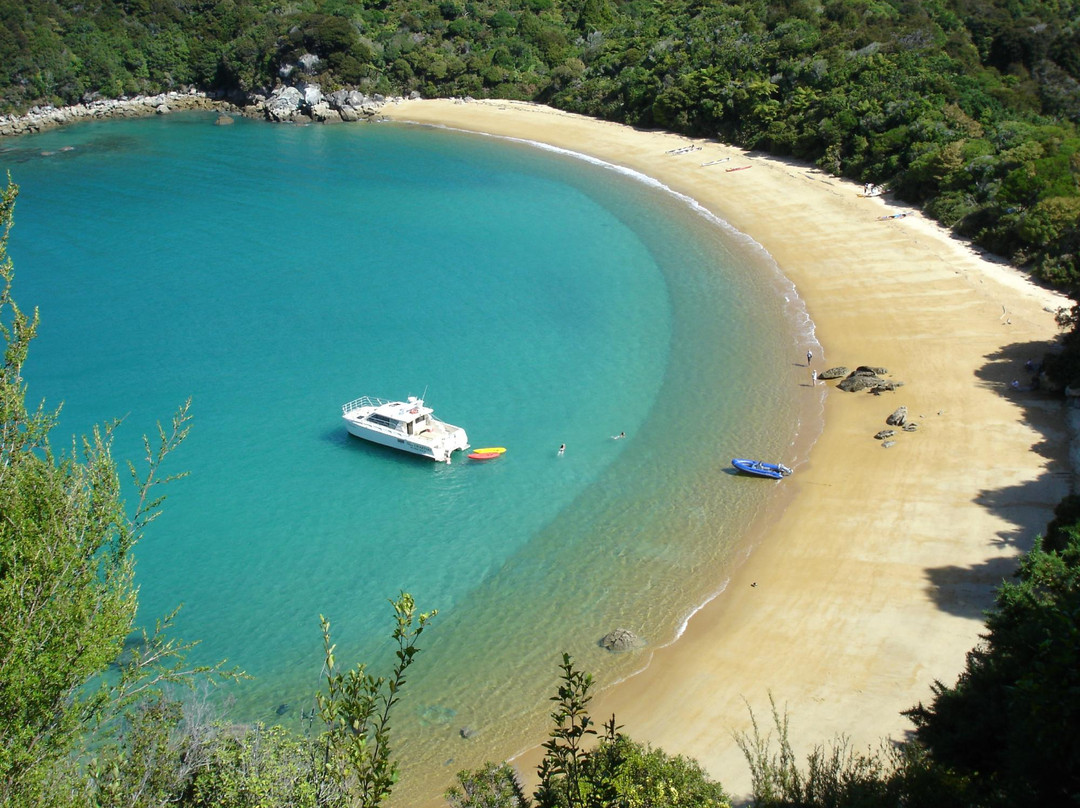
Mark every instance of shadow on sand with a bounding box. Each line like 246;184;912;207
920;336;1074;626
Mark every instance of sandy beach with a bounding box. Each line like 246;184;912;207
381;98;1073;802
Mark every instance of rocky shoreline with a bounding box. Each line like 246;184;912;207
0;84;411;138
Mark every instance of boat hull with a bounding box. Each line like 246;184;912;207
345;421;439;460
731;458;792;479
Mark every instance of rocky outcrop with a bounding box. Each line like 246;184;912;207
599;628;644;652
303;84;324;107
264;86;304;121
836;365;904;393
249;83;393;124
0;84;408;137
0;90;224;136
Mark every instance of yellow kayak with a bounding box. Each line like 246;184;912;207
472;447;506;454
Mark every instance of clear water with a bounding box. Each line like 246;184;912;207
1;113;818;800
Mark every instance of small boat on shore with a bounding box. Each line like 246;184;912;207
666;144;701;155
731;458;793;479
342;395;469;463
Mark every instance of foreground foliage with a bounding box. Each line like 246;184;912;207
316;595;437;807
736;696;975;808
906;531;1080;806
79;594;435;808
448;653;730;808
0;178;229;804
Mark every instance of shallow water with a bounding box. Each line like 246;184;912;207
2;112;818;800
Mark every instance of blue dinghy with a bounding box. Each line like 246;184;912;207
731;458;793;479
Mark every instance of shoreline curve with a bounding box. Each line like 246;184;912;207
380;97;1072;803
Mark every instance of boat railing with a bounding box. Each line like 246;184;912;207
342;395;388;414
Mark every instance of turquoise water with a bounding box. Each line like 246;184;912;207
2;113;817;800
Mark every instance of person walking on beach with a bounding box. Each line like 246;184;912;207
811;369;818;385
806;349;813;365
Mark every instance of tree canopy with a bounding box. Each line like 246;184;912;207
906;532;1080;806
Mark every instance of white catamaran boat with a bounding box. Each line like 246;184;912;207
341;395;469;463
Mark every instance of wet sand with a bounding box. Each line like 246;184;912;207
381;98;1072;802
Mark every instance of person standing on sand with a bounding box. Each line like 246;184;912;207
806;349;813;365
811;369;818;385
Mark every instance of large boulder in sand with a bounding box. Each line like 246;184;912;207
837;368;904;392
886;406;908;426
818;366;849;380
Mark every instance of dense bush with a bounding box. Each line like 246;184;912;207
448;654;730;808
906;532;1080;806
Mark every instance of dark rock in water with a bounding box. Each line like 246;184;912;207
819;366;849;380
599;628;644;652
460;726;477;739
874;429;896;440
215;114;234;125
886;406;908;426
275;703;290;716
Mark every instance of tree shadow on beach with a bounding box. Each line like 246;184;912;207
921;337;1072;621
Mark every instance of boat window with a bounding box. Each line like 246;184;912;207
367;413;400;430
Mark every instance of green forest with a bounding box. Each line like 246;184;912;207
0;0;1077;285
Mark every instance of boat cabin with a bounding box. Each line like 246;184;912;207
365;398;434;438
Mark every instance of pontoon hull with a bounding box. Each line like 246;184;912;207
731;458;792;479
